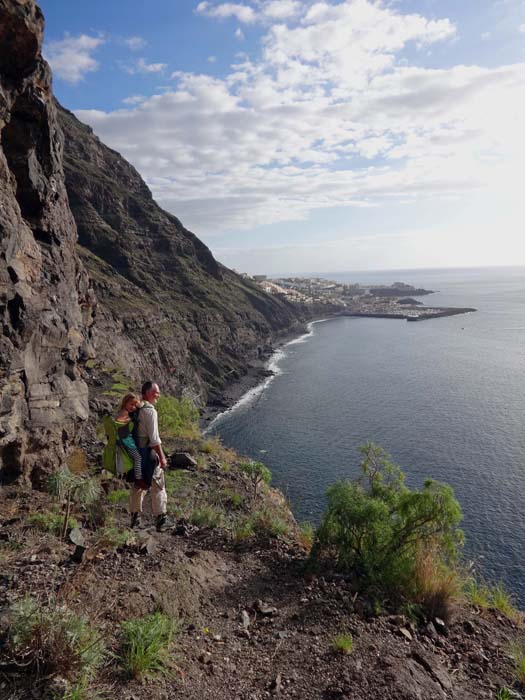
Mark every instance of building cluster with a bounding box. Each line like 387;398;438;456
242;275;365;305
239;274;446;320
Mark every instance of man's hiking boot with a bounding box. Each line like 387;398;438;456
130;513;143;529
155;514;169;532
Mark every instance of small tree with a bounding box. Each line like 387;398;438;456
48;468;101;539
156;395;199;439
310;442;463;603
240;460;272;502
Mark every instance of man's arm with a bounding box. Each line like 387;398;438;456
152;444;167;469
143;407;167;468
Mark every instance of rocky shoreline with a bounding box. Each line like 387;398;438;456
200;322;319;428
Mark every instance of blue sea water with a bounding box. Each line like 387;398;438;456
209;267;525;601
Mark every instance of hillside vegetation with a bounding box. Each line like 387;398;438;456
1;397;523;700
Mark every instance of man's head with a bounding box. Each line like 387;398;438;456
141;381;161;404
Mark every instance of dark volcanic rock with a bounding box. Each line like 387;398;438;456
0;0;328;484
57;105;314;405
397;297;423;306
0;0;95;484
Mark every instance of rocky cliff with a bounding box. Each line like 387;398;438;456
0;0;95;484
57;105;313;409
0;0;315;483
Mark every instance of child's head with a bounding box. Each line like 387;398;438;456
121;393;141;413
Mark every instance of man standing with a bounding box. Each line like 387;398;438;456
130;381;169;532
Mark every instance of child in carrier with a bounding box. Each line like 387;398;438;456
115;393;143;482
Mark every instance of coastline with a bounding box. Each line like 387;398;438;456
200;318;329;431
200;301;476;431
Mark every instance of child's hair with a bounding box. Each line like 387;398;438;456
120;393;141;410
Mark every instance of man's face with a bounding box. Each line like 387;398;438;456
145;384;161;404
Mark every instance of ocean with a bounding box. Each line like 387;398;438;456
208;266;525;601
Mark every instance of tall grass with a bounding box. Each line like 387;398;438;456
466;578;522;624
412;543;462;623
9;597;105;690
120;612;180;679
510;642;525;686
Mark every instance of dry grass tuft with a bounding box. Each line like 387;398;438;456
412;544;461;623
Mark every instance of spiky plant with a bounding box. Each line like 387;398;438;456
48;468;101;538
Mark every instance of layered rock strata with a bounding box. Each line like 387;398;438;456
0;0;95;483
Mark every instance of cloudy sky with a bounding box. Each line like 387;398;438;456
40;0;525;274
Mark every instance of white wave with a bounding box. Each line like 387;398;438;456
204;318;329;432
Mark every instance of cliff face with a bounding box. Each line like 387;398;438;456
0;0;313;483
57;105;312;405
0;0;95;484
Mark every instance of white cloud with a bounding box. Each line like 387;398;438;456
76;1;525;242
196;1;257;23
519;23;525;33
45;34;104;84
235;27;245;40
197;0;300;24
481;31;491;40
124;57;167;74
122;95;146;105
262;1;301;20
123;36;148;50
208;55;217;63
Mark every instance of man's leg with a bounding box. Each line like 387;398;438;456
151;466;168;530
129;483;147;528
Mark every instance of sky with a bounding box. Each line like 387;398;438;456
39;0;525;275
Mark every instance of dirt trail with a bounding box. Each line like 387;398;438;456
0;464;522;700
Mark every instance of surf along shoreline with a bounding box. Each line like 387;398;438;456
200;318;331;432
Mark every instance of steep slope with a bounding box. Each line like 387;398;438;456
57;105;313;404
0;0;95;484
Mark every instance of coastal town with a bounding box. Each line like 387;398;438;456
241;274;476;321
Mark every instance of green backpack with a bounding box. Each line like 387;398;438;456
101;415;134;476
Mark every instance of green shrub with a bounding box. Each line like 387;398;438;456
9;597;105;687
331;632;353;655
190;506;224;529
233;508;290;541
252;508;290;539
197;436;236;467
0;535;23;563
233;517;255;542
120;612;179;679
219;487;244;509
200;437;222;455
310;442;463;603
239;460;272;501
28;511;79;536
48;468;101;538
157;395;199;439
94;526;131;549
107;489;129;504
